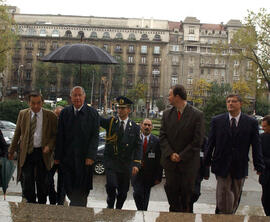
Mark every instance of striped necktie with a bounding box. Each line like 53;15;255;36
28;113;37;154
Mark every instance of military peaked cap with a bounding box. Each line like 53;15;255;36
116;96;133;107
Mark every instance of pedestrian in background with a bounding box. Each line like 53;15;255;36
100;96;141;209
48;106;66;205
8;92;58;204
55;86;99;207
160;84;205;212
132;118;162;211
204;94;265;214
259;115;270;216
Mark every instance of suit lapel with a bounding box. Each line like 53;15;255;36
42;109;47;145
224;113;232;137
25;109;31;143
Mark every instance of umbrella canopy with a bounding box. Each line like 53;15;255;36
40;43;118;65
40;43;118;84
0;157;16;200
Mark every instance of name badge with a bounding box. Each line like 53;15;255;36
148;152;155;159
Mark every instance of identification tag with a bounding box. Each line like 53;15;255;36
148;152;155;158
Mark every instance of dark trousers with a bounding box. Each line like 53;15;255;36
62;164;92;207
48;164;66;205
262;181;270;216
164;169;195;213
190;173;203;213
21;148;49;204
105;169;130;209
132;176;152;211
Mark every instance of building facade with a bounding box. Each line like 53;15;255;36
5;7;254;109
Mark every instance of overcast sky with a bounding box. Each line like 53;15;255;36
6;0;270;24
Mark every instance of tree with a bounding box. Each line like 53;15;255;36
0;0;17;72
156;97;166;111
202;82;231;133
255;96;270;116
228;8;270;91
190;79;211;108
232;80;252;106
0;100;28;123
126;82;147;106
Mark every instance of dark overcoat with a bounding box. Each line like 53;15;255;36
132;134;163;187
100;117;142;173
55;104;99;192
160;104;204;178
204;113;265;179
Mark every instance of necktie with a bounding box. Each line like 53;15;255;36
28;113;37;154
119;121;124;139
177;111;181;120
231;117;237;136
75;109;79;117
143;137;148;155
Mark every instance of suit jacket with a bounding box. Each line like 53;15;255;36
160;104;204;174
100;116;142;173
204;113;265;179
9;108;58;180
132;134;163;187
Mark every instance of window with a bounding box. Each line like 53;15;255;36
153;57;159;64
38;51;44;57
26;28;36;36
187;76;193;85
201;69;204;75
26;40;33;48
115;32;123;39
141;45;147;54
153;46;160;54
39;41;45;48
189;67;193;74
171;77;178;86
233;69;239;76
172;56;179;65
141;34;149;40
90;31;97;38
187;46;197;52
189;26;195;34
128;56;134;63
128;33;136;40
78;31;84;39
128;45;134;53
52;30;60;37
189;56;194;66
26;71;31;80
52;41;58;50
103;44;108;51
115;45;121;52
153;34;161;41
152;68;160;76
141;56;146;64
39;29;47;37
215;58;219;64
103;32;110;39
170;45;179;52
65;30;72;38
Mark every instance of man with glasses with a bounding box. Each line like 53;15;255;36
204;94;264;214
100;96;141;209
132;118;162;211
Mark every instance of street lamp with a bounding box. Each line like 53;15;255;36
18;65;24;100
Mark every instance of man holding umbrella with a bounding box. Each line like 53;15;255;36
55;86;99;207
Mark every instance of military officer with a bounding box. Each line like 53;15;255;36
100;96;142;209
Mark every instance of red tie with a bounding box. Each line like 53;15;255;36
177;111;181;120
143;137;148;155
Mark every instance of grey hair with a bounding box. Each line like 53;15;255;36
70;86;86;96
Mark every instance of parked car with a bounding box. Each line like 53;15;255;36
93;131;106;175
0;120;16;145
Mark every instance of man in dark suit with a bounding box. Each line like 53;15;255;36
160;84;204;212
259;115;270;216
55;86;99;207
132;118;162;211
9;92;58;204
100;96;141;209
204;94;265;214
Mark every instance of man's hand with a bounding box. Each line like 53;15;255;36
85;158;94;166
256;171;262;176
54;160;60;165
8;152;14;160
154;180;161;185
42;145;50;154
170;153;180;162
132;166;139;176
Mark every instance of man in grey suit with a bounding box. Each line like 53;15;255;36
160;84;204;212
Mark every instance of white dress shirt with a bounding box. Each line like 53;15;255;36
119;117;129;130
31;109;43;148
229;112;241;127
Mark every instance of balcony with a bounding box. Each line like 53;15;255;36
50;45;59;51
25;45;33;50
152;70;160;76
152;62;160;67
114;48;122;53
24;54;33;61
12;54;21;60
38;45;46;50
127;49;135;54
151;82;160;88
200;63;226;69
172;61;179;66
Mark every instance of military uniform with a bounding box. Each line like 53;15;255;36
100;97;142;209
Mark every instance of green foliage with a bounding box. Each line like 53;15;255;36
202;82;231;134
127;82;147;105
255;97;270;116
56;100;68;107
0;1;18;72
0;100;28;123
155;98;166;111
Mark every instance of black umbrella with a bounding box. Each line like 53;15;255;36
40;43;118;84
0;157;16;200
